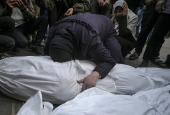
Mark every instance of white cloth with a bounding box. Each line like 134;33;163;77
0;56;170;104
17;86;170;115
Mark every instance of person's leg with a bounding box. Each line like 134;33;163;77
48;5;62;27
0;35;15;53
135;4;158;55
0;17;15;36
136;8;145;39
89;0;100;14
142;13;170;61
103;35;125;64
24;16;48;46
117;36;135;58
11;27;28;48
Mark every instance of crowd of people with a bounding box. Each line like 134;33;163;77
0;0;170;90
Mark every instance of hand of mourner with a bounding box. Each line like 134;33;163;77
6;0;18;8
97;0;104;6
155;0;165;13
77;71;100;92
103;0;110;7
65;8;74;16
16;0;28;11
122;2;128;16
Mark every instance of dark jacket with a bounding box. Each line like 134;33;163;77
45;12;125;78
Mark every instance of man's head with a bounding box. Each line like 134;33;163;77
49;28;80;63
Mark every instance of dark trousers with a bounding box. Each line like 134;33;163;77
89;0;112;17
0;17;15;35
117;36;135;58
0;17;15;53
48;5;65;27
143;13;170;60
135;3;159;55
0;35;15;53
11;16;48;48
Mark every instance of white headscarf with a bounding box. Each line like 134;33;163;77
113;0;138;39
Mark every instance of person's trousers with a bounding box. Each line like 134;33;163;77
0;17;15;53
11;16;48;48
48;5;63;27
89;0;112;17
0;35;15;53
135;3;159;55
0;17;15;36
143;13;170;60
117;36;135;58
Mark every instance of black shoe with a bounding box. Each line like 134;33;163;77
26;42;33;50
139;60;149;67
32;46;44;55
0;53;11;60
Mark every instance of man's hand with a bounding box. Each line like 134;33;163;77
77;71;100;92
122;2;128;16
155;0;165;13
6;0;18;8
65;8;74;16
16;0;28;11
103;0;110;7
97;0;104;6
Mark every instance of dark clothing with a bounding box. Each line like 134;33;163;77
89;0;112;17
0;17;15;35
143;13;170;60
47;6;62;26
35;0;90;26
135;3;159;56
45;13;125;78
0;17;15;53
116;15;136;58
49;28;80;62
125;0;144;14
11;16;48;48
0;35;15;53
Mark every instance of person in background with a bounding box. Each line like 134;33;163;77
0;0;48;55
129;0;159;61
125;0;144;14
0;17;15;59
89;0;112;17
45;12;125;92
139;0;170;67
111;0;138;58
35;0;90;27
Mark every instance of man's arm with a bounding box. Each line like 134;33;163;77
77;35;116;92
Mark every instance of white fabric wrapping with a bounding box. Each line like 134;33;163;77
0;56;170;104
17;86;170;115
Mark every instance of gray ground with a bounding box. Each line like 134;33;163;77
0;38;170;115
